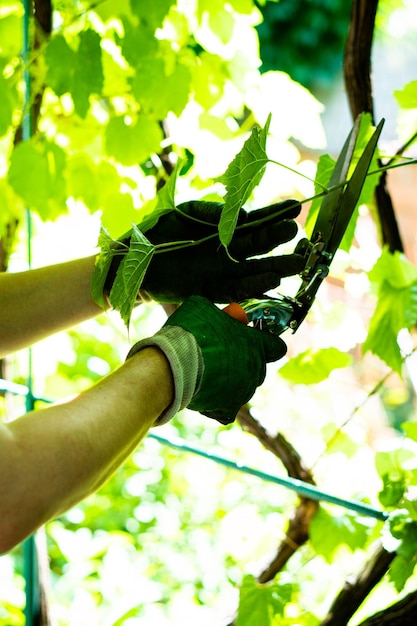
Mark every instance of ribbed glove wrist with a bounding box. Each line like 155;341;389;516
126;325;204;425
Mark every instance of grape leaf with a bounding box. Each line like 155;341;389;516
384;511;417;591
304;154;334;238
235;575;292;626
218;114;271;249
0;13;23;58
117;16;158;67
0;64;17;136
310;507;370;563
389;555;416;592
279;347;352;385
72;29;104;118
378;473;406;508
394;80;417;109
90;227;120;309
91;160;182;320
67;152;99;211
109;224;155;327
45;29;103;118
129;0;176;30
362;248;417;373
45;34;77;97
132;56;191;119
8;138;67;220
105;114;163;166
402;422;417;443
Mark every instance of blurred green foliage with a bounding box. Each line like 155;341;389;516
255;0;352;90
1;0;417;624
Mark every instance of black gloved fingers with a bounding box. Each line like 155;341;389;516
219;262;303;303
230;219;299;260
234;254;306;279
176;199;301;231
244;199;301;225
175;200;225;226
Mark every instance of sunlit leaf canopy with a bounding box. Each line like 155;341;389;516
1;0;417;624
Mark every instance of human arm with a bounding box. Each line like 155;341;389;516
0;256;103;358
0;346;173;553
0;199;303;357
0;296;286;552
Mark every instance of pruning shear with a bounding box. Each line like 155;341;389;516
225;115;385;335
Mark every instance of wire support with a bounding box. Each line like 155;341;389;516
0;377;388;523
148;432;388;522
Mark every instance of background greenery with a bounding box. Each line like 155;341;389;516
1;0;417;624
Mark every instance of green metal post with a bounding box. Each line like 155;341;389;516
21;0;41;623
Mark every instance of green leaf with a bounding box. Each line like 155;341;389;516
368;247;417;288
0;13;23;58
363;248;417;373
67;152;99;211
0;178;22;242
114;158;183;243
8;138;67;220
236;575;292;626
309;508;370;563
193;52;227;110
402;422;417;443
72;29;104;118
218;114;271;249
378;473;406;508
304;154;334;238
375;445;417;479
279;347;352;385
0;68;16;137
109;224;155;327
45;34;77;97
155;158;183;212
90;227;124;309
117;16;158;67
197;0;235;44
94;161;139;236
129;0;176;30
394;80;417;110
105;115;163;165
384;511;417;591
389;554;416;592
132;56;192;119
321;424;357;458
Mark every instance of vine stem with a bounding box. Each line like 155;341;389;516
156;158;417;251
312;344;417;468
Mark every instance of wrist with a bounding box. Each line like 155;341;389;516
127;326;203;425
125;346;175;422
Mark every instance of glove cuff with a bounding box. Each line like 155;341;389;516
126;325;204;425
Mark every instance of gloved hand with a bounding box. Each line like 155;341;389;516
127;295;287;425
105;199;305;304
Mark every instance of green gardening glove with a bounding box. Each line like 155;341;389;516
127;296;286;425
105;199;305;304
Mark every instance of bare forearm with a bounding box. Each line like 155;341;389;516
0;256;104;357
0;347;174;553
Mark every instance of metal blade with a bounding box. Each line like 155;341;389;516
311;114;362;241
325;117;384;255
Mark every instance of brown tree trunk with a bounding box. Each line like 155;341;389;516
320;544;395;626
237;407;319;583
357;589;417;625
343;0;404;253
